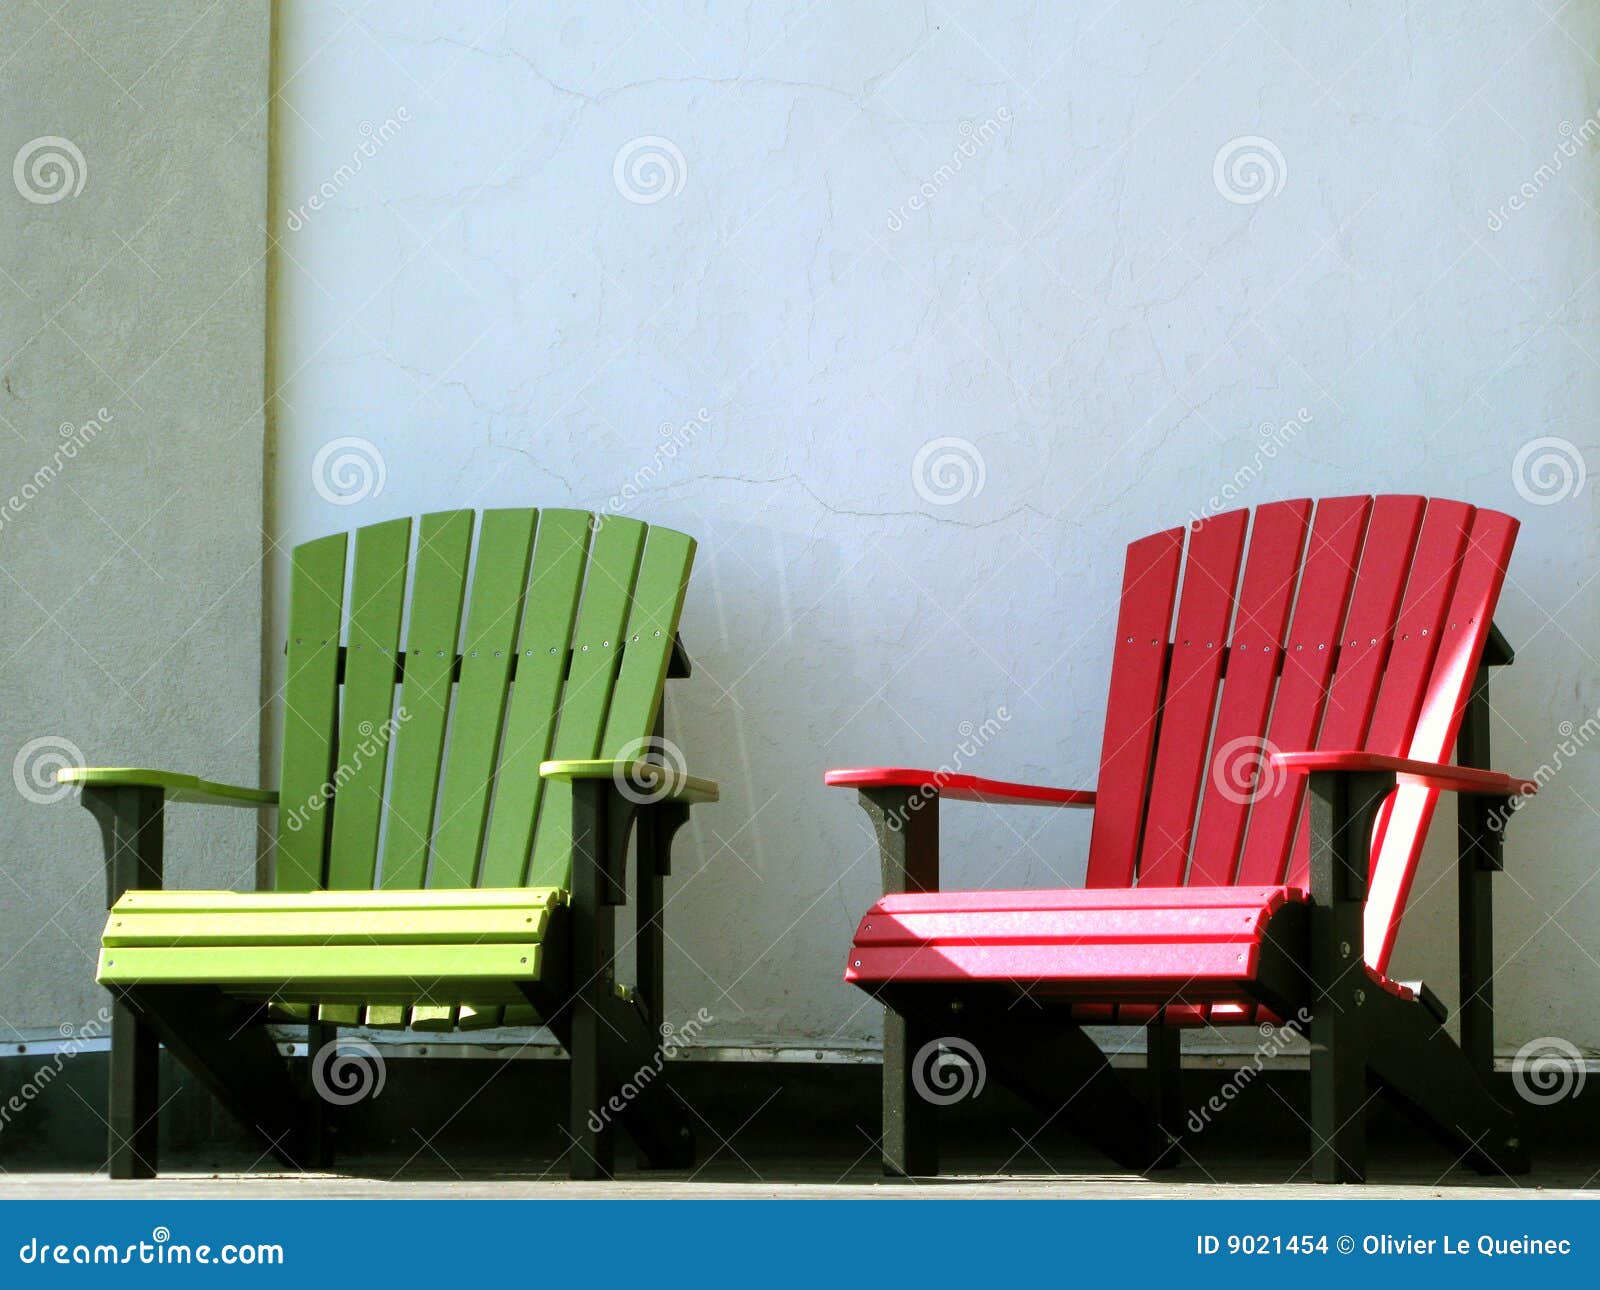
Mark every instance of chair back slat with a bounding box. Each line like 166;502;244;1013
1186;499;1310;884
1083;528;1184;888
1135;510;1247;886
1232;496;1370;885
478;509;592;888
526;517;649;887
1362;507;1516;970
376;511;473;890
276;534;348;891
430;509;538;886
602;526;697;754
324;517;410;890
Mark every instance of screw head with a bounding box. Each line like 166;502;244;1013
1353;989;1366;1006
1339;940;1351;958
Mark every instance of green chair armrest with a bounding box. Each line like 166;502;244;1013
59;767;279;809
539;758;719;805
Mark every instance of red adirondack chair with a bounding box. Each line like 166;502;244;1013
830;496;1536;1182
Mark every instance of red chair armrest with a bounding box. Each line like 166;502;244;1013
824;767;1096;807
1270;751;1535;797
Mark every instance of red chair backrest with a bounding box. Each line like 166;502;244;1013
1083;496;1517;973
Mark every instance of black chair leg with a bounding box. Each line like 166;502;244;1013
107;999;158;1179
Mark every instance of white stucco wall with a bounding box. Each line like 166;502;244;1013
270;3;1599;1054
0;3;271;1033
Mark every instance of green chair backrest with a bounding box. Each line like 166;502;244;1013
273;509;694;894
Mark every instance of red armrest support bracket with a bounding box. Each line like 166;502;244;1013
1271;751;1535;797
824;767;1095;807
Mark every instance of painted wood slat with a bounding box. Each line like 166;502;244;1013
1083;527;1184;888
526;516;648;888
600;525;696;755
846;942;1263;986
103;907;554;946
114;888;561;912
871;885;1302;914
98;943;543;988
855;906;1272;945
1281;494;1427;888
275;533;348;891
325;517;411;890
477;509;592;889
1233;496;1372;886
1187;499;1311;884
378;511;473;891
1364;507;1516;971
1135;510;1248;886
430;509;538;887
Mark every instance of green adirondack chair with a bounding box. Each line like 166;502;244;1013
63;508;717;1180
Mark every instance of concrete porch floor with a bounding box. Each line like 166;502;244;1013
4;1150;1596;1199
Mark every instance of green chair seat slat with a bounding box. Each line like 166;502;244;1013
362;1007;410;1029
276;533;348;890
115;888;561;911
431;509;538;886
380;511;472;890
479;509;592;888
326;517;411;890
240;983;532;1007
602;526;696;755
317;1005;363;1025
98;944;543;990
103;907;555;946
528;517;648;887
